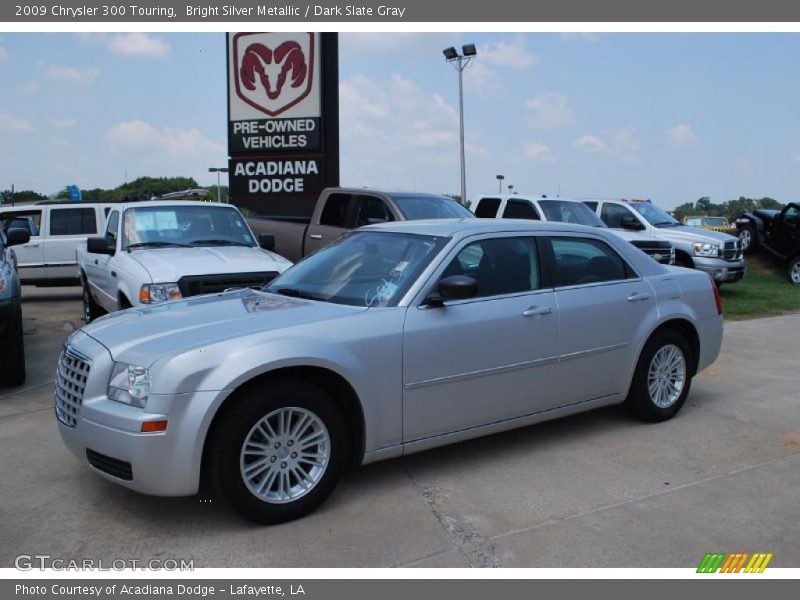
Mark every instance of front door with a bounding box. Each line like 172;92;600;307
402;235;558;442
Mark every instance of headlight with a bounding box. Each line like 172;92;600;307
693;242;720;257
108;362;150;408
139;283;182;304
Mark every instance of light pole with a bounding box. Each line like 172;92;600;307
443;43;477;205
496;174;504;193
508;184;515;195
208;167;229;203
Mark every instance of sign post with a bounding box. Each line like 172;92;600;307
227;32;339;218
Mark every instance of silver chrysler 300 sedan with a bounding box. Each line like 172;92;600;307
56;219;724;523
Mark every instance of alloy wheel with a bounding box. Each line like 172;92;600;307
647;344;686;408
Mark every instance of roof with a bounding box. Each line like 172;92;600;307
473;194;589;204
113;200;234;211
361;217;609;238
325;187;452;199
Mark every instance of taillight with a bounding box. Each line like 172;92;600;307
711;276;723;315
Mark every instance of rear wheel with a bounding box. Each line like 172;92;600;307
82;280;104;323
208;379;349;524
625;329;692;422
789;257;800;285
738;225;758;254
0;301;26;387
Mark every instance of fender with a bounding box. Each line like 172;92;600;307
735;212;765;242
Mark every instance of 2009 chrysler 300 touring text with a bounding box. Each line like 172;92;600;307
56;219;723;523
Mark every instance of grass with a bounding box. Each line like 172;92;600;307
719;253;800;320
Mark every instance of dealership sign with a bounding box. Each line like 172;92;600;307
227;32;339;216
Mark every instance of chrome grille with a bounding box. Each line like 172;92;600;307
55;347;91;427
722;240;742;261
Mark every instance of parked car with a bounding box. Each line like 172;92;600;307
735;202;800;283
584;199;745;284
0;202;113;286
247;187;474;263
682;216;732;233
77;200;292;322
472;194;675;265
57;219;723;523
0;227;31;386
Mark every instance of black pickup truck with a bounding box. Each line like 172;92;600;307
735;203;800;284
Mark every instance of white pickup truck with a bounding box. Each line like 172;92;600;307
78;201;292;323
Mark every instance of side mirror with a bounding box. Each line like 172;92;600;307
620;215;645;231
6;228;30;247
87;236;115;256
259;233;276;251
425;275;478;307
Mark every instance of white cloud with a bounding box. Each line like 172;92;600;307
0;111;34;133
77;33;170;58
574;134;609;153
50;116;77;128
0;47;7;60
480;37;539;69
613;127;641;154
106;120;224;158
524;93;575;129
522;142;553;161
666;123;699;146
561;33;602;42
46;64;100;86
17;82;39;95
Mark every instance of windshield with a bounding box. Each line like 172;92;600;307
265;231;446;307
122;205;256;250
629;202;679;226
539;200;606;227
390;195;474;220
703;217;728;226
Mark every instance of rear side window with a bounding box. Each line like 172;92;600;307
549;237;632;287
355;195;394;227
319;194;352;228
1;210;42;236
600;203;633;229
583;201;598;212
474;198;501;218
49;208;97;236
502;200;540;220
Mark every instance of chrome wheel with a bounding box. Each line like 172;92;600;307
240;406;331;504
738;228;751;251
647;344;686;408
790;260;800;284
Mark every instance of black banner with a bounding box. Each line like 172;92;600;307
228;118;322;154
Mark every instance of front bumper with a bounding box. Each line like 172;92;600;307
693;257;746;283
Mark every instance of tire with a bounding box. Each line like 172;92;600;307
789;257;800;285
82;280;104;324
739;225;758;254
0;301;26;387
625;329;692;422
208;378;349;524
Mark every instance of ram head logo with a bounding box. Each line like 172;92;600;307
233;33;316;117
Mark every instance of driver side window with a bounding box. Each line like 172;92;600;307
441;237;541;299
105;211;119;244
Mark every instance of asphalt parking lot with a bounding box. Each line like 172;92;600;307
1;287;799;568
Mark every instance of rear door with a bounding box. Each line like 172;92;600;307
44;206;98;280
0;208;44;281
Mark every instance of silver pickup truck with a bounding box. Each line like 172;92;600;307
246;187;474;262
57;219;723;524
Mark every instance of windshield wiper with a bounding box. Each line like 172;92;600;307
126;241;190;249
653;221;679;228
270;287;325;301
191;238;253;247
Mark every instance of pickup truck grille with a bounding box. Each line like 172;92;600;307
722;240;742;261
628;240;675;265
55;346;91;428
178;272;279;297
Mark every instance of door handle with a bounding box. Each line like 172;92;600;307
309;234;323;240
522;306;553;317
627;292;651;302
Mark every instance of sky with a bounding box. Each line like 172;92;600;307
0;32;799;209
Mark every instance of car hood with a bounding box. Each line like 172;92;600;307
81;289;365;366
130;246;292;283
653;225;737;245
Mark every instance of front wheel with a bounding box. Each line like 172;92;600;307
738;225;758;254
82;281;104;324
789;257;800;285
625;330;692;422
208;379;349;524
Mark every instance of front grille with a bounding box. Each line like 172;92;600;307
722;240;742;261
177;272;279;297
55;346;91;428
86;449;133;481
629;241;675;265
